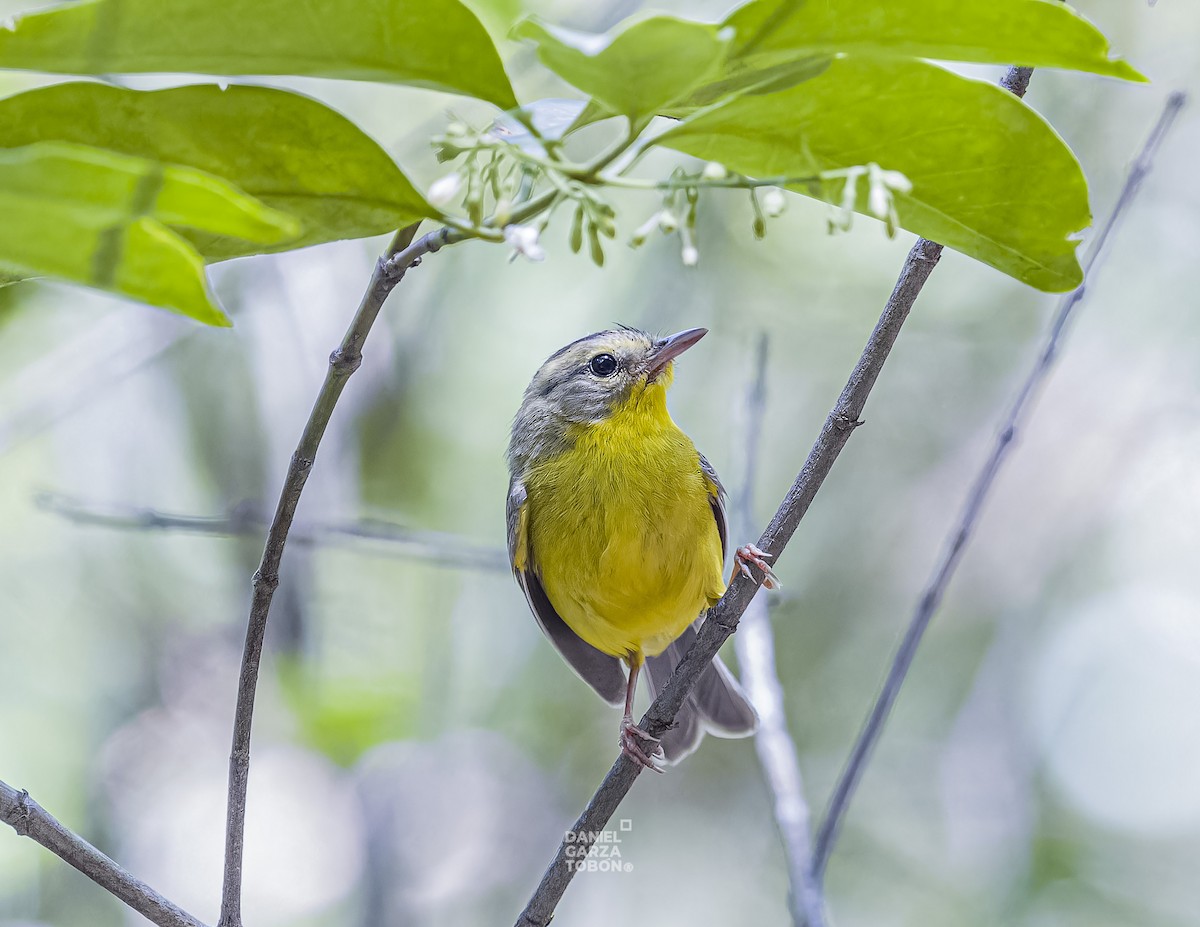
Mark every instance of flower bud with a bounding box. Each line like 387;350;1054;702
761;188;787;217
680;225;699;266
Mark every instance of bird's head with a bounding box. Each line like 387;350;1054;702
508;327;707;469
528;326;705;420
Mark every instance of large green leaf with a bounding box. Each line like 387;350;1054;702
0;82;434;261
0;0;517;108
511;16;731;122
657;56;1091;292
723;0;1144;81
522;0;1140;139
0;141;301;324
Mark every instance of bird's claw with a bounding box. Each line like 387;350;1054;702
734;543;781;590
620;718;665;773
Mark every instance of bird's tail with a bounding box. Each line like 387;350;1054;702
643;622;758;763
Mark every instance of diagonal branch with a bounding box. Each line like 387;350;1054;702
218;222;461;927
732;335;826;927
514;63;1037;927
810;89;1187;880
0;780;208;927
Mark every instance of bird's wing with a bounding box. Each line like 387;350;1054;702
506;479;626;706
698;452;728;561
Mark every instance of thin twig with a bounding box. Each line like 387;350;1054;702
514;63;1042;927
732;335;826;927
218;222;460;927
34;490;508;571
810;90;1187;880
0;780;208;927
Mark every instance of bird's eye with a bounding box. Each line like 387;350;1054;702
589;353;619;377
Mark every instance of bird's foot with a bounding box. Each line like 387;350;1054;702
619;716;665;773
734;543;781;590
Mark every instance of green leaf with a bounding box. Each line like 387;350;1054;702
657;57;1091;292
567;56;834;130
523;0;1141;133
511;15;731;122
0;82;434;261
723;0;1144;81
678;56;832;111
0;0;517;108
0;141;301;324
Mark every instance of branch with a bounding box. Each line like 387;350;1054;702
218;223;460;927
0;780;207;927
34;490;509;571
732;336;826;927
515;63;1041;927
810;89;1187;880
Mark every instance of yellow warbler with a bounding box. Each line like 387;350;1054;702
506;327;777;768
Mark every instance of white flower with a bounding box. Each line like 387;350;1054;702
657;211;679;233
702;161;728;180
503;224;546;262
427;173;463;207
868;183;889;221
681;244;699;266
760;187;787;217
840;167;864;215
880;169;912;194
866;163;908;223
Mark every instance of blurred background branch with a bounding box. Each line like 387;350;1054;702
811;89;1188;881
732;335;827;927
33;490;509;571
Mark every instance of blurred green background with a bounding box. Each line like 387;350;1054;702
2;1;1199;925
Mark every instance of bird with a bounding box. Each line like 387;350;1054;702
506;326;778;769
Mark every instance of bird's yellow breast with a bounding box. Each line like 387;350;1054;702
524;382;725;660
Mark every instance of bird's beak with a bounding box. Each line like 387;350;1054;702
646;328;707;382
